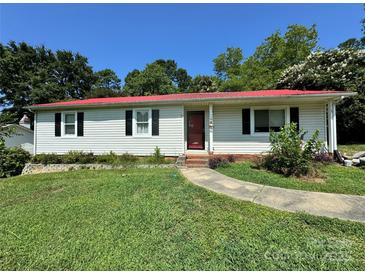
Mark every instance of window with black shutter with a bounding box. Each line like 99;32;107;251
125;110;133;136
152;109;159;136
77;112;84;136
242;108;251;135
55;113;61;137
290;107;299;131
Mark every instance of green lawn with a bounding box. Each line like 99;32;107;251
1;169;365;270
338;144;365;156
217;162;365;195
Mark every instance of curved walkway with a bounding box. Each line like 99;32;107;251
180;168;365;223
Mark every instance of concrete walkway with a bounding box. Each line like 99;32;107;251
180;168;365;223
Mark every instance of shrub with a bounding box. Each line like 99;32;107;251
147;147;166;164
262;123;323;177
31;153;62;165
227;154;235;163
209;156;229;169
0;140;31;177
314;152;333;163
63;151;96;164
97;151;138;165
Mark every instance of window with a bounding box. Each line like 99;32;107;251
64;113;76;136
254;109;285;133
134;109;151;136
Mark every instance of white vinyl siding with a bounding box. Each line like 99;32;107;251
35;106;184;156
213;103;326;154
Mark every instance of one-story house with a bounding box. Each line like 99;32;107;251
3;115;34;154
28;89;355;156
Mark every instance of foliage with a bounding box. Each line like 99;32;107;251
0;140;31;177
96;151;138;165
62;151;96;164
189;75;220;92
0;112;17;140
262;123;322;177
123;63;177;96
31;151;139;165
0;41;95;120
146;146;166;164
93;69;121;91
278;49;365;143
32;153;62;165
215;25;318;91
87;69;122;98
314;152;333;163
153;59;192;92
208;156;229;169
218;161;365;195
123;59;192;96
213;47;243;80
1;168;365;270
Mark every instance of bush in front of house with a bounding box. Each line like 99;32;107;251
146;147;166;164
63;151;96;164
32;153;62;165
209;156;229;169
0;140;31;177
261;123;323;177
31;151;139;165
97;151;138;165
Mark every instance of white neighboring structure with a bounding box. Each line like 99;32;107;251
4;115;34;154
28;90;355;156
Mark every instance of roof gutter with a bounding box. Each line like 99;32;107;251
27;92;357;111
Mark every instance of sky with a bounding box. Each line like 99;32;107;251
0;3;364;81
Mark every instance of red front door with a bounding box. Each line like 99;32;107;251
187;111;205;150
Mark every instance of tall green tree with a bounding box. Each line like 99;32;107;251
213;47;243;81
93;69;121;90
123;63;176;96
87;69;122;98
0;41;94;119
189;75;219;92
123;60;192;96
152;59;192;92
215;25;318;91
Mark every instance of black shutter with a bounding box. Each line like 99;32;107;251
77;112;84;136
242;108;250;135
290;107;299;131
152;109;159;136
55;113;61;137
126;110;133;136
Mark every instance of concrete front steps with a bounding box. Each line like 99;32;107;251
186;154;210;168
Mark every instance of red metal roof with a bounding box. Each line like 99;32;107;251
30;89;346;108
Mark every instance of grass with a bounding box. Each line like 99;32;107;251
1;169;365;270
217;162;365;195
338;144;365;156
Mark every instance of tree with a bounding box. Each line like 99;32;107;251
123;63;177;96
0;41;94;120
123;60;192;96
0;112;16;140
277;49;365;143
190;75;219;92
213;47;243;81
152;59;192;92
87;69;122;98
214;25;319;91
93;69;121;90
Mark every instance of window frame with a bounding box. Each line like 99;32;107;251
250;106;289;136
61;111;78;138
133;108;152;137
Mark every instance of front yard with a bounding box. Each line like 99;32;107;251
217;162;365;195
1;168;365;270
